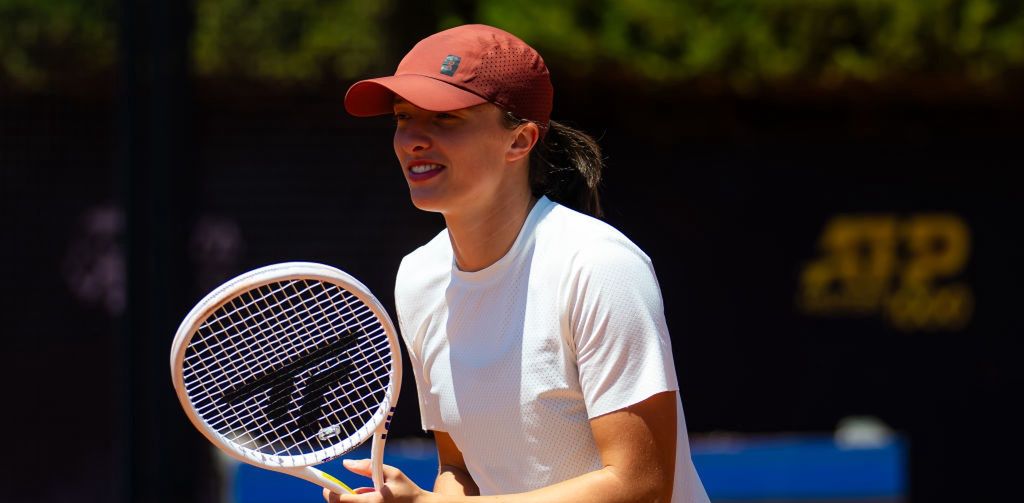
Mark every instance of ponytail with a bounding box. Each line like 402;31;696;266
503;112;604;218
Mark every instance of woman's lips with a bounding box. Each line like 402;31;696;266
407;162;446;182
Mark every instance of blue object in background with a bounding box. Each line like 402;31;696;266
692;434;905;501
231;434;905;502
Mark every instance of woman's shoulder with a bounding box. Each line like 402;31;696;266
396;228;451;289
537;201;652;267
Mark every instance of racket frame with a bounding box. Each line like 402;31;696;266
169;262;402;493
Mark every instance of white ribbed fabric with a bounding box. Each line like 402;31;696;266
395;197;709;503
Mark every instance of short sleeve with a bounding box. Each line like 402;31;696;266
397;314;442;432
567;238;679;419
395;256;444;432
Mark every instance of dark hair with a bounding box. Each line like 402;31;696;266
502;112;604;218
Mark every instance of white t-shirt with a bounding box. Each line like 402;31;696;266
395;197;709;503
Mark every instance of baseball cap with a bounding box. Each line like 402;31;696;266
344;24;553;128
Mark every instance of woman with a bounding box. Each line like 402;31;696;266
333;24;709;503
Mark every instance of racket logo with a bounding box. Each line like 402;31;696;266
218;329;361;437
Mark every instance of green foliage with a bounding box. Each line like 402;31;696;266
470;0;1024;89
193;0;393;83
2;0;1023;91
0;0;116;89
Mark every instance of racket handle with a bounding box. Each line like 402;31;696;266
371;431;387;489
286;466;355;495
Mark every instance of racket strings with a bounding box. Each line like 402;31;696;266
187;341;389;450
189;335;389;422
182;279;392;460
183;281;378;395
198;286;356;401
202;283;388;456
187;280;338;370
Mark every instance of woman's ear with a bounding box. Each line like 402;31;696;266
506;122;540;163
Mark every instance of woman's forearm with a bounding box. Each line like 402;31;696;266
424;463;668;503
423;393;677;503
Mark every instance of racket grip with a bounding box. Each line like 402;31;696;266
302;466;355;495
371;431;386;490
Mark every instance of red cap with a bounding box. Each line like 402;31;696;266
345;24;553;128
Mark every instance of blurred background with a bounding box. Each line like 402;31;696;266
2;0;1021;501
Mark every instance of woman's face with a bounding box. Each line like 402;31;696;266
392;99;523;216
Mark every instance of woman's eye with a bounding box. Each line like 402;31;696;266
393;113;409;122
436;113;455;120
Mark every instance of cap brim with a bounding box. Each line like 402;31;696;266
344;74;489;117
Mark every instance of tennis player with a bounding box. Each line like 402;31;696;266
332;24;709;503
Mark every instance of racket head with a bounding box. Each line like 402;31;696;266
169;262;401;470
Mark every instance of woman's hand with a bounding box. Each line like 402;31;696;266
323;459;431;503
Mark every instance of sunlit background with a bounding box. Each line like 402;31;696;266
2;1;1021;502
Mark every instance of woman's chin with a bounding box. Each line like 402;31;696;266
408;193;448;214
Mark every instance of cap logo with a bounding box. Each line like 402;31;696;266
440;55;461;76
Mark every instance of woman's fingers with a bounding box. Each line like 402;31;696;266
383;464;407;481
328;460;423;502
323;487;376;502
342;458;373;476
342;459;407;483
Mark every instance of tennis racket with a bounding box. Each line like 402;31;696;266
169;262;402;494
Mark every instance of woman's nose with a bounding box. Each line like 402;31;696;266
395;125;431;153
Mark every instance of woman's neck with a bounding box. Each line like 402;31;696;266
444;193;537;273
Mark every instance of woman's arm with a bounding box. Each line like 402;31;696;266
483;389;677;503
584;390;677;502
325;390;677;503
433;431;480;496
